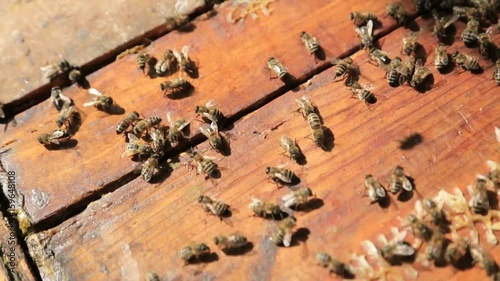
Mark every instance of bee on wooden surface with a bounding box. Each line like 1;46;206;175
133;116;162;136
214;233;248;251
165;14;189;29
386;3;409;26
190;150;217;178
300;31;320;56
56;105;78;129
445;238;470;267
68;68;83;86
307;112;322;130
364;174;386;203
349;12;378;27
432;10;455;42
195;99;225;126
38;129;71;146
389;166;413;194
116;40;151;61
402;32;419;56
355;19;374;49
494;60;500;86
84;88;114;112
368;47;391;67
487;160;500;191
199;122;224;153
137;53;151;73
281;187;313;210
141;154;160;182
331;57;359;83
173;46;197;76
386;56;402;87
295;95;316;117
452;6;480;21
476;33;497;60
50;86;72;112
468;176;490;215
266;166;297;185
425;232;448;263
316;252;354;278
198;195;234;223
434;43;449;71
160;77;191;97
471;247;499;277
380;241;416;265
349;82;376;105
271;216;297;247
461;19;480;47
397;55;416;85
146;272;160;281
166;112;190;145
149;127;167;154
178;242;211;264
121;133;153;159
422;198;449;232
267;57;289;80
410;59;431;89
405;214;433;241
155;49;177;75
310;126;326;149
452;51;480;72
249;198;283;219
280;136;303;163
41;60;72;81
116;111;140;134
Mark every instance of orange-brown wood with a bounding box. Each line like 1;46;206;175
25;15;500;281
0;0;414;228
0;0;205;116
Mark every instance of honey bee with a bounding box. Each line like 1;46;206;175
476;33;497;59
349;12;378;27
116;111;140;134
133;116;162;135
56;105;78;128
397;55;416;85
137;53;151;73
271;216;297;247
445;238;470;266
149;127;167;154
116;40;151;61
146;272;160;281
452;51;480;72
316;252;354;277
410;59;431;89
487;160;500;191
307;112;322;130
471;247;499;276
432;10;455;41
425;232;448;263
83;88;114;112
368;47;391;67
422;198;449;232
178;242;211;264
195;100;224;125
389;166;413;194
280;136;303;163
38;129;72;145
311;127;326;149
380;241;416;265
249;198;283;219
386;57;402;87
160;77;191;97
40;60;72;81
331;57;359;82
121;133;153;159
405;214;433;241
173;46;197;76
364;174;386;203
190;150;217;178
165;13;189;30
386;3;409;26
452;6;480;21
434;43;449;71
468;176;490;215
141;154;160;182
266;166;297;185
68;68;83;86
50;86;72;112
461;19;480;47
214;233;248;251
155;49;177;74
166;112;190;145
300;31;320;55
402;32;419;56
198;195;232;221
349;82;376;105
267;57;289;80
494;60;500;86
295;95;316;117
281;187;313;209
355;19;374;49
199;122;224;152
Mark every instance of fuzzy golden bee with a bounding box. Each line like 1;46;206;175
267;57;289;80
38;129;72;146
160;77;191;97
214;233;248;251
249;198;283;219
349;12;378;27
425;232;448;263
300;31;320;55
434;43;449;71
199;122;224;153
133;116;162;136
116;111;140;134
281;187;313;210
468;176;490;215
280;136;303;163
166;112;190;145
295;95;316;117
271;216;297;247
84;88;114;112
445;238;470;266
316;252;354;277
452;51;480;72
155;49;177;74
121;133;153;159
397;55;416;84
364;174;386;203
137;53;151;73
141;154;160;182
195;99;225;126
389;166;413;194
56;105;78;128
178;242;211;264
266;166;297;185
149;127;167;155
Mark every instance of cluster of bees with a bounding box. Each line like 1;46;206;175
41;60;84;87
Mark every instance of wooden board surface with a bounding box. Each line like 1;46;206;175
0;0;205;118
24;14;500;281
0;0;415;228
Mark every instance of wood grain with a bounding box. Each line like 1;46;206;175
0;0;414;228
26;15;500;281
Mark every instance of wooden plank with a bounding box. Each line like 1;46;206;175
28;16;500;281
0;0;206;118
0;0;413;227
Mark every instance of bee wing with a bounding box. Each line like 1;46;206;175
209;121;219;132
177;119;191;131
375;186;386;198
205;99;217;108
274;172;292;183
221;217;234;227
444;15;459;29
172;49;183;62
88;88;103;96
365;19;373;36
393;243;415;256
49;130;67;139
181;45;190;58
198;124;212;137
203;113;218;123
281;192;296;208
402;176;413;191
83;101;98;107
283;230;293;247
121;149;140;158
127;133;139;143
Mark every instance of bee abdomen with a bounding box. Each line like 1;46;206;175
461;30;478;46
201;159;216;175
271;229;285;245
213;202;228;216
307;113;321;130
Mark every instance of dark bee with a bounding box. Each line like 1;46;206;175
364;174;386;203
199;122;224;153
83;88;114;112
469;176;490;215
452;6;480;21
425;232;448;263
280;136;303;163
56;105;78;128
266;166;297;185
386;57;402;87
116;111;140;134
410;59;431;88
155;49;177;74
281;187;313;210
349;82;376;105
68;68;83;86
461;19;480;47
445;238;470;267
422;198;449;232
160;77;191;97
300;31;320;54
316;252;354;278
137;53;151;73
432;10;455;42
355;19;374;49
368;47;391;67
173;46;197;76
271;216;297;247
178;242;211;264
50;86;71;112
349;12;378;27
267;57;289;80
195;100;225;126
452;51;480;72
331;57;359;82
402;32;419;56
141;154;160;182
476;33;497;59
133;116;162;135
405;214;433;241
380;241;415;265
386;3;409;26
38;129;71;145
198;195;232;221
434;43;449;71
